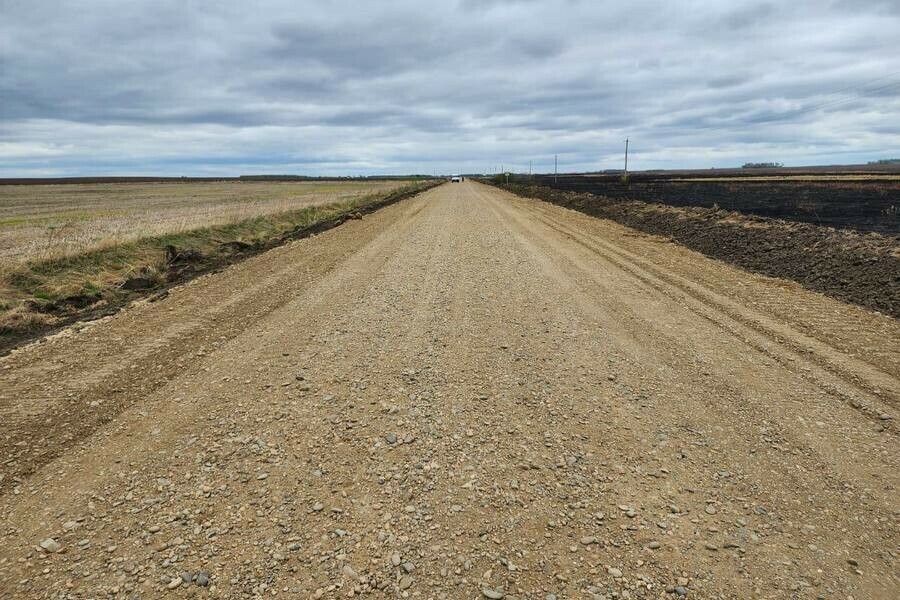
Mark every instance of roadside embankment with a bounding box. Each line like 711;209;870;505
0;179;441;353
492;182;900;318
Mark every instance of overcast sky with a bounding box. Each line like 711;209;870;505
1;0;899;176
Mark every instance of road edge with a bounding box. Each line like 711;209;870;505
488;181;899;319
0;180;444;356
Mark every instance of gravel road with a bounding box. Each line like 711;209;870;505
1;181;897;599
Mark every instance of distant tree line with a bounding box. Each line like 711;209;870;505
742;162;784;169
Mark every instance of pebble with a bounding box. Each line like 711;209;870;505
196;572;210;587
385;433;397;444
391;552;402;566
167;577;182;590
674;585;688;596
607;567;623;578
705;505;717;515
180;571;192;584
580;536;598;545
312;502;324;512
481;588;504;599
399;576;413;590
646;541;661;549
39;538;61;553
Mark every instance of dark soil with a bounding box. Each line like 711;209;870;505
534;174;900;234
497;183;900;318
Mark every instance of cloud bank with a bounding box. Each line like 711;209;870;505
1;0;899;175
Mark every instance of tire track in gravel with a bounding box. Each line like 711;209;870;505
521;191;900;381
477;184;899;494
531;208;899;405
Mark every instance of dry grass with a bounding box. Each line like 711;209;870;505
0;180;407;268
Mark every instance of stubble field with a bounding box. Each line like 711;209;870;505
0;180;408;267
0;179;431;347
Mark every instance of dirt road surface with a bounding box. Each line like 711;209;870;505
1;181;898;599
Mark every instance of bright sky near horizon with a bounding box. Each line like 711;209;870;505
1;0;899;176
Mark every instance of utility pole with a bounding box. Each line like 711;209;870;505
554;155;558;183
529;160;532;176
624;138;629;175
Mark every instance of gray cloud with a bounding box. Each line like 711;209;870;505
721;2;779;30
0;0;898;176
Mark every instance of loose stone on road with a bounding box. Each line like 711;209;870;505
0;181;898;599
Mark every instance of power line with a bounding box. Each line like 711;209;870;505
669;74;900;136
704;76;900;133
801;69;900;104
790;78;900;115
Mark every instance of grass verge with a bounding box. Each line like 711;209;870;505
0;179;440;353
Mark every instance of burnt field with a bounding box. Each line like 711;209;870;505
534;171;900;234
493;180;900;318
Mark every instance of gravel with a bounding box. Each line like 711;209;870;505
2;181;896;599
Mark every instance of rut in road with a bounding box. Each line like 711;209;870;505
1;181;897;599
